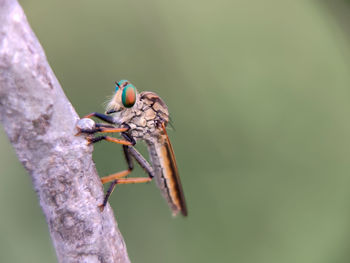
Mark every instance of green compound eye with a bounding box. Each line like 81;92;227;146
122;84;136;108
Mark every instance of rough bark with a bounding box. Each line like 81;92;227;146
0;0;130;262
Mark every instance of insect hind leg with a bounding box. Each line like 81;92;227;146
99;145;134;210
99;145;155;211
101;146;134;184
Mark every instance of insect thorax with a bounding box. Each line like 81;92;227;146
116;91;169;141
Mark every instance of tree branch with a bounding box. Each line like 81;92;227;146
0;0;130;262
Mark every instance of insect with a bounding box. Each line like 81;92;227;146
77;80;187;216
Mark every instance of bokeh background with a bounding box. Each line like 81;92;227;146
1;0;350;262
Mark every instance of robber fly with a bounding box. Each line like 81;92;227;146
77;80;187;216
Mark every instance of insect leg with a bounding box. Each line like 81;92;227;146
83;112;116;124
121;132;136;146
99;145;155;211
101;146;134;184
79;125;129;135
97;127;129;133
99;146;134;210
99;180;118;211
100;146;154;184
86;135;132;146
83;129;134;145
99;178;153;211
95;123;115;128
128;146;154;178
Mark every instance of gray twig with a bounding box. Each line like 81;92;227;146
0;0;130;262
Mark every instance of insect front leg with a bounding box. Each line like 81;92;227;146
77;117;131;145
78;124;129;135
83;112;116;124
77;110;126;133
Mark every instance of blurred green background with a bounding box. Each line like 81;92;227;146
1;0;350;262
